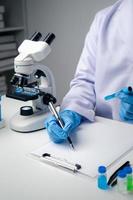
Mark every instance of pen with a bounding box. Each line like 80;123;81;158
42;153;81;172
48;102;75;150
107;161;130;186
105;86;133;101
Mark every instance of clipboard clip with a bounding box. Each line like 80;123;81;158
41;153;82;173
107;161;130;187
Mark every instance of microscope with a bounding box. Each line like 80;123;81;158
7;32;57;133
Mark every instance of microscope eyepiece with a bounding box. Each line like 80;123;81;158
43;33;56;45
30;32;42;41
29;32;55;44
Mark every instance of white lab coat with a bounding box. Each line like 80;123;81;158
61;0;133;122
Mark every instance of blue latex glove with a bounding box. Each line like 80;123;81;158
45;110;82;143
105;87;133;123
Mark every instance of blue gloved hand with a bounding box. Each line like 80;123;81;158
45;110;82;143
105;87;133;123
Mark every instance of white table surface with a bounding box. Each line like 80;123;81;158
0;96;133;200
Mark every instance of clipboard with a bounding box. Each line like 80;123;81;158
31;117;133;178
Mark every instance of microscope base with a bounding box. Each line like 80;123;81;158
10;110;51;133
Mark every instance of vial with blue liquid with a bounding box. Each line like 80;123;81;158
98;166;108;190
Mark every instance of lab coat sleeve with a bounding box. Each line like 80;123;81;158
60;13;101;121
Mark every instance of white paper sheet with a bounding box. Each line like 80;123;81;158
31;118;133;178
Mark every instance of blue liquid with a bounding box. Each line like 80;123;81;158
98;175;108;190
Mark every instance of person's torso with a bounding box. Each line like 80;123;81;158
95;0;133;120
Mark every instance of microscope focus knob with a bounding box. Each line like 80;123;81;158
43;93;56;105
20;106;33;116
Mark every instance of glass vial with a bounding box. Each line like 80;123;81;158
98;166;108;190
117;170;127;194
124;166;133;192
